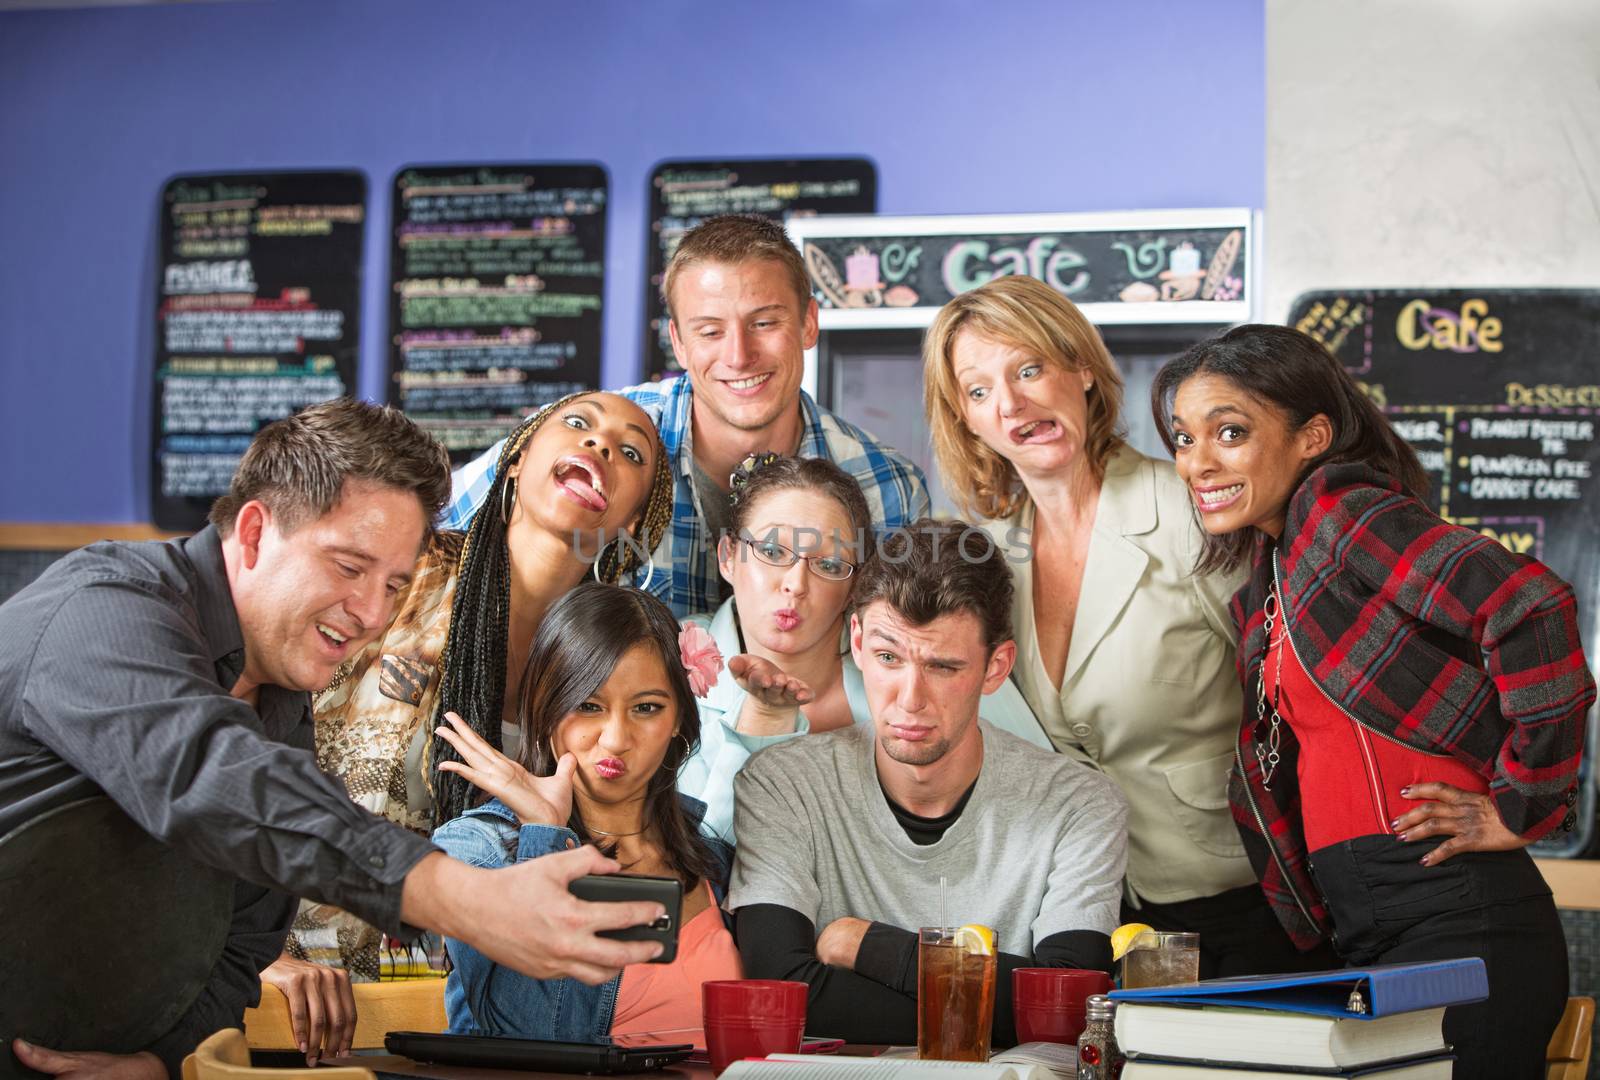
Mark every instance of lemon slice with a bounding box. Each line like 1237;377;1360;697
955;923;996;956
1110;922;1154;961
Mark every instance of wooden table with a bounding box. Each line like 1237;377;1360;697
330;1047;890;1080
329;1054;714;1080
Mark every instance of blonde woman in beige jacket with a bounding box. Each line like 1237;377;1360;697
923;276;1328;977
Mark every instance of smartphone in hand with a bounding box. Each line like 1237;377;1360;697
569;873;683;963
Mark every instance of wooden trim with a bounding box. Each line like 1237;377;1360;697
0;523;183;550
1536;858;1600;911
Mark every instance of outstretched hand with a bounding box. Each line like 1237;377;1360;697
435;710;573;827
1393;781;1530;866
728;654;812;735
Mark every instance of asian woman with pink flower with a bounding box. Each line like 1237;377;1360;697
432;582;742;1042
678;454;1051;842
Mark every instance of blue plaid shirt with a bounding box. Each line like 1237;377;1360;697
443;376;931;619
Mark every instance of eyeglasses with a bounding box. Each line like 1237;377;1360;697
739;537;857;581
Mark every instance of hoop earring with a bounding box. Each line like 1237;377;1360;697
591;534;657;592
499;476;518;527
671;732;694;775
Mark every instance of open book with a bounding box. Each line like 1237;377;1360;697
722;1044;1077;1080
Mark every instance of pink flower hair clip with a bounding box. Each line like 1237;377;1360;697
678;623;724;698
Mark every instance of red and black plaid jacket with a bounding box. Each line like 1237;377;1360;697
1226;463;1596;949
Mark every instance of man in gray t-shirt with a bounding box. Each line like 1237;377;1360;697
727;518;1129;1046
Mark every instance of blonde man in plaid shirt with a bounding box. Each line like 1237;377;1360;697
445;215;929;619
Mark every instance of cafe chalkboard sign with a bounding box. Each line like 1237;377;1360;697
389;164;608;463
151;171;365;532
787;209;1252;329
645;158;877;379
1290;288;1600;855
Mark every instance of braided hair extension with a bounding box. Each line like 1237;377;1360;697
430;393;676;826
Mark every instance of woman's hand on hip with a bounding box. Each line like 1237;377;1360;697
1393;781;1529;866
435;710;573;827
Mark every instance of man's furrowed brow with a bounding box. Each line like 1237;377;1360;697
865;626;901;649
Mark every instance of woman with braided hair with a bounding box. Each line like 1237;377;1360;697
280;392;672;1020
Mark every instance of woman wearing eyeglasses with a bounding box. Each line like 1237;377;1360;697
678;455;1050;842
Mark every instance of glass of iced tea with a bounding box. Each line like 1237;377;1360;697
1120;930;1200;989
918;926;997;1061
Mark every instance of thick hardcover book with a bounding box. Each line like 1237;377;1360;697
1121;1054;1454;1079
1114;1004;1444;1070
1109;958;1487;1019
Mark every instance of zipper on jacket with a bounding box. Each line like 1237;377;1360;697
1271;551;1451;759
1350;722;1393;835
1235;739;1323;933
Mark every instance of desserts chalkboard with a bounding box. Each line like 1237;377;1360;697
152;171;365;531
645;158;876;379
389;164;608;462
1290;288;1600;854
1290;289;1600;615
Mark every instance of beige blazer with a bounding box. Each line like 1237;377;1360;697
984;445;1255;904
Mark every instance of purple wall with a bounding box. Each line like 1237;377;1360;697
0;0;1264;523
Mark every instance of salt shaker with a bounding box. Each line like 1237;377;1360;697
1076;994;1124;1080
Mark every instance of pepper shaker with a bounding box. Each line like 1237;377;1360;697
1076;994;1124;1080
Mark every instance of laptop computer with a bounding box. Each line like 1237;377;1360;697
384;1031;695;1075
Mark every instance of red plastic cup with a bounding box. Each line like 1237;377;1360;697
703;979;808;1073
1012;968;1112;1044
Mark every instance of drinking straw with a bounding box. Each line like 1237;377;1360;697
940;876;947;929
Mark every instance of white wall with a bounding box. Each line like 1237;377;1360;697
1265;0;1600;322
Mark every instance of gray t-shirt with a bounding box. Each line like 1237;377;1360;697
728;720;1129;954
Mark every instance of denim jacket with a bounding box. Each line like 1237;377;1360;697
433;795;734;1038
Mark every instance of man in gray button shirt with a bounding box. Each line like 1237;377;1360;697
0;401;664;1079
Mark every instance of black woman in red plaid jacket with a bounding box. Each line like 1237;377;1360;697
1154;324;1595;1080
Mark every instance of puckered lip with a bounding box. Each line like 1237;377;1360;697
594;756;627;779
551;453;608;511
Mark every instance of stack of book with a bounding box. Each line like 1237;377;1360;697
1109;958;1488;1078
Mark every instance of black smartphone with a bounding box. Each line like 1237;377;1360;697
569;873;683;963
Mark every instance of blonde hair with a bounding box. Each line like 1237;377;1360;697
923;276;1125;520
662;214;811;322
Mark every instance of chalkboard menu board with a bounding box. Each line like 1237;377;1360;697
794;213;1249;318
1290;289;1600;854
389;164;607;463
645;158;877;378
152;171;365;531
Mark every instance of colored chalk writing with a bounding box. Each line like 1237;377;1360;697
152;171;366;531
388;164;607;462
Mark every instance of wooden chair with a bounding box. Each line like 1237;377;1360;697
1547;995;1595;1080
243;979;448;1049
182;1029;374;1080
